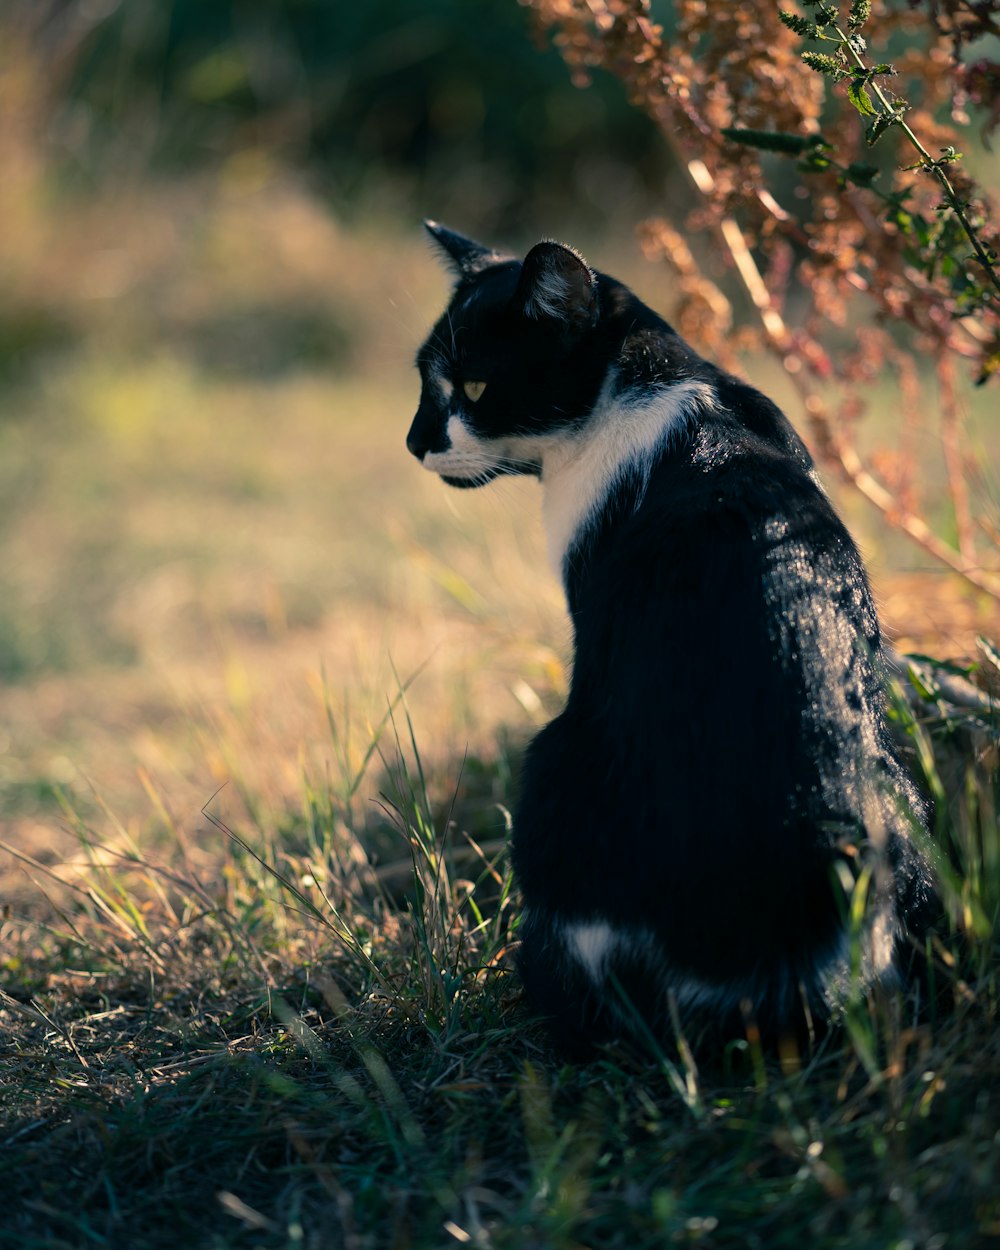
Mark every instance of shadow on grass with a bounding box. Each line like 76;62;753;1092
1;678;998;1250
3;944;997;1250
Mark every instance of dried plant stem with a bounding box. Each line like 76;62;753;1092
832;439;999;597
937;352;976;564
528;0;999;603
686;156;1000;601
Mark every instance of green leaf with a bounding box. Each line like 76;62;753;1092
887;206;913;231
865;112;895;146
845;161;879;186
975;348;1000;385
905;663;937;702
847;79;878;117
799;150;834;173
802;51;849;79
720;127;829;154
779;10;818;37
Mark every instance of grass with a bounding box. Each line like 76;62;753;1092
2;665;998;1250
1;86;999;1247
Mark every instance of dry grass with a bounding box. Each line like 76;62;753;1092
2;667;998;1249
1;137;998;1249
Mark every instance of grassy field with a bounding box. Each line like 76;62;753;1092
2;161;999;1249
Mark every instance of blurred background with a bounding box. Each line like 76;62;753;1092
0;0;995;871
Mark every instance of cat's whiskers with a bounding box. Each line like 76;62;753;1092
498;454;543;473
387;284;434;339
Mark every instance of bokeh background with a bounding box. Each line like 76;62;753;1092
1;0;996;876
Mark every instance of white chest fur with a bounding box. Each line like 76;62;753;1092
538;377;716;574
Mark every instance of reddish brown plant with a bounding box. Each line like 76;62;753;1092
521;0;1000;603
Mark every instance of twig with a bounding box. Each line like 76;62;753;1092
936;352;976;563
835;20;1000;304
683;157;1000;602
885;649;999;716
0;989;91;1071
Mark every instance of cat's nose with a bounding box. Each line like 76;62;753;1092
406;428;427;460
407;408;443;461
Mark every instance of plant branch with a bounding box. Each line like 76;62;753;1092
685;157;1000;602
834;21;1000;303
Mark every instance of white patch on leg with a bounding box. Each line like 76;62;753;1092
563;920;722;1008
565;921;617;983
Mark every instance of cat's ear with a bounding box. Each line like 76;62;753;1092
513;241;597;333
423;220;501;280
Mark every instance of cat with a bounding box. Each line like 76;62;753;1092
407;220;936;1055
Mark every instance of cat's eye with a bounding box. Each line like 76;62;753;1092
463;380;487;403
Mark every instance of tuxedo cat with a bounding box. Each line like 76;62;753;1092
407;221;935;1053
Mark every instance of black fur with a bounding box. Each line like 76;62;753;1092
408;223;935;1055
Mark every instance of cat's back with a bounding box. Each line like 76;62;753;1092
519;375;895;935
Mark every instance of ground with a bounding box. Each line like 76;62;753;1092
1;183;998;1250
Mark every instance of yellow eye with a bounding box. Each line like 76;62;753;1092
463;380;487;403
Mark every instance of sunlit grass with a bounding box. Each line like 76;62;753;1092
2;652;997;1249
1;93;998;1249
0;323;568;852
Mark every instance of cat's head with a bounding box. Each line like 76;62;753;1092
407;222;604;488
